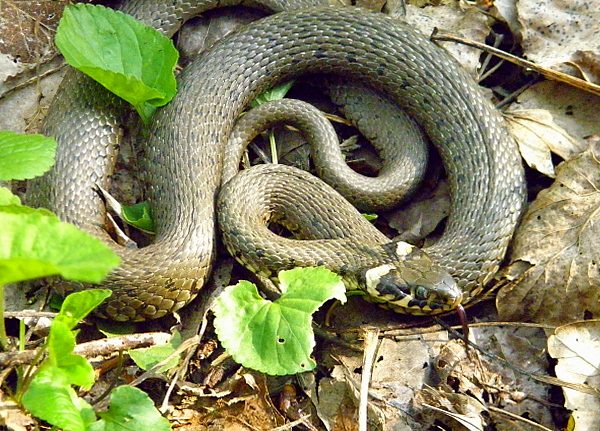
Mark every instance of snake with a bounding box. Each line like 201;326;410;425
27;0;525;321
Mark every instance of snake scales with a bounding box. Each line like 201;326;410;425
28;0;525;321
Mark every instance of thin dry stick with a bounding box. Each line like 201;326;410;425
487;405;554;431
268;414;313;431
0;332;172;368
0;62;65;100
93;335;202;411
359;328;380;431
160;311;212;412
431;29;600;98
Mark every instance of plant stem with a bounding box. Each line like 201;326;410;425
0;283;7;351
20;319;26;350
269;131;278;164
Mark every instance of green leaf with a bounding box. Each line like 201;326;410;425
0;187;21;206
0;206;120;284
129;332;182;372
97;320;137;337
90;386;172;431
250;81;295;108
55;290;113;330
22;292;105;429
22;363;95;431
47;320;96;389
0;131;56;181
248;81;295;164
121;201;155;233
22;292;108;429
55;4;178;123
213;267;346;375
362;213;378;221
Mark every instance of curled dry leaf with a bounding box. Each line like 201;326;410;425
497;141;600;325
547;320;600;431
515;81;600;144
505;109;584;177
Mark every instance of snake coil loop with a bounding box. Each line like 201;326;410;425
28;0;525;320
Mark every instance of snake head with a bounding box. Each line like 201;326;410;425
358;244;462;315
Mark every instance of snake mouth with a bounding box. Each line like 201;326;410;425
412;282;463;314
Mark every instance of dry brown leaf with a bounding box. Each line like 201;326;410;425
353;0;387;12
497;141;600;325
518;0;600;71
547;320;600;431
387;180;451;243
0;1;68;132
506;109;583;177
327;330;452;430
0;1;65;64
476;324;555;427
514;81;600;145
401;2;489;76
418;387;485;431
0;397;34;431
567;50;600;84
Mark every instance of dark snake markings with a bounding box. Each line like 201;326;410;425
28;0;525;321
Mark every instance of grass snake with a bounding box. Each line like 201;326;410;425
28;0;525;321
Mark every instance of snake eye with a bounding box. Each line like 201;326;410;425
414;286;429;301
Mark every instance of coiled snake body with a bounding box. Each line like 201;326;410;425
28;0;525;321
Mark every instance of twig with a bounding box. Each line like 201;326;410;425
359;328;380;431
487;405;554;431
160;312;212;412
90;351;126;405
0;60;64;101
127;335;200;385
268;414;313;430
3;311;58;319
431;29;600;97
0;332;171;367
